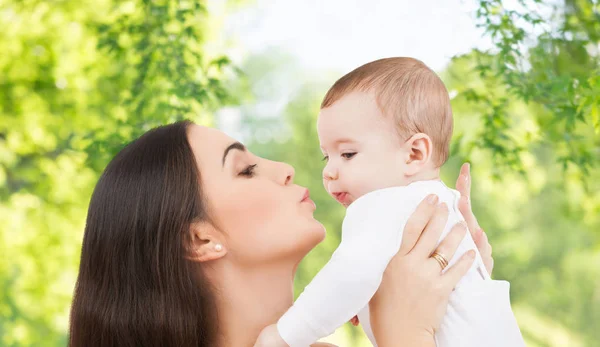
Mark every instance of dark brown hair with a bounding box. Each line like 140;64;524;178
69;120;217;347
321;57;453;166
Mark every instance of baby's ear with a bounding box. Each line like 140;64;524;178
186;221;227;263
403;133;433;176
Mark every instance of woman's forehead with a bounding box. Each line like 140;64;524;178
188;125;237;169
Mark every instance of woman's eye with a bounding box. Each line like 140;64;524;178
239;164;257;177
341;152;357;159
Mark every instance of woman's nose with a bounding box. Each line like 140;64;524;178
279;162;295;185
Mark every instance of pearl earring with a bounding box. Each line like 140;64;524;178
214;243;223;252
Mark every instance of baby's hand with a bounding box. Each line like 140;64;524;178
349;315;360;326
253;324;289;347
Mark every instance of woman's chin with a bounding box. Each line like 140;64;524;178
292;222;326;256
310;219;326;240
305;222;327;250
316;223;327;242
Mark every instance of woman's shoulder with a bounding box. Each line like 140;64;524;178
311;343;338;347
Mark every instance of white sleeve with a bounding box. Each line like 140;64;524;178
277;188;422;347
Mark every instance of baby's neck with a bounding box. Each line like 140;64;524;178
406;167;441;185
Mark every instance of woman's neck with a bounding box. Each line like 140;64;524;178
212;261;296;346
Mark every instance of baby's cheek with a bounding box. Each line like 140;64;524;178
346;159;387;198
354;170;382;197
362;165;396;191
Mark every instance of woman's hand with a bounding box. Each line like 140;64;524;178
455;163;493;275
369;195;476;347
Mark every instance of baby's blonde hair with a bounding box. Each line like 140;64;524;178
321;57;453;166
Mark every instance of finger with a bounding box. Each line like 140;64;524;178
428;221;468;272
476;230;494;275
412;203;449;257
442;249;476;289
399;194;439;255
481;254;494;277
486;258;495;276
455;163;470;196
462;209;482;241
474;230;492;257
456;164;482;239
350;315;360;326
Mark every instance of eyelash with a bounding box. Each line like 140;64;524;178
321;152;357;162
239;164;257;177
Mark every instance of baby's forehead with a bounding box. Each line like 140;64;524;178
319;136;358;148
318;123;402;153
318;105;398;143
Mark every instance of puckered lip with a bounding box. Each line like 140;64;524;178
301;189;310;202
332;192;351;206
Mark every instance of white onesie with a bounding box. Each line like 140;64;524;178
277;180;524;347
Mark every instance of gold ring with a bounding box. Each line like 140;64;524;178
431;251;449;270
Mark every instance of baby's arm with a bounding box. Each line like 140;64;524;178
276;188;421;347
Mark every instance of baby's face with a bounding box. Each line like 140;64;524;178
317;91;411;207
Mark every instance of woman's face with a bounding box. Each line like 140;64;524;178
187;125;325;266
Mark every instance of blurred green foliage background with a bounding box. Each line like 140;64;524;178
0;0;598;346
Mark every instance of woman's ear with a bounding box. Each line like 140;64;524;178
403;133;433;176
186;221;227;262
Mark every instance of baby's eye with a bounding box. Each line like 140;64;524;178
341;152;357;159
322;155;329;162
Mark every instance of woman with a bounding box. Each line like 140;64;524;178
69;120;492;346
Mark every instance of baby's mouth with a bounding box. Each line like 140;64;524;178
332;192;351;207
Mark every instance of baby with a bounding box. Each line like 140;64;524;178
257;57;524;347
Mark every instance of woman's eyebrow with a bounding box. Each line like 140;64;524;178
222;142;246;167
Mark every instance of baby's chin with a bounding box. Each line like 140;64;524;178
330;191;355;208
342;197;356;208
